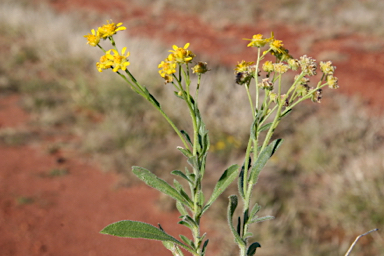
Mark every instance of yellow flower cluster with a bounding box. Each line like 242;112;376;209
234;60;256;85
158;43;196;83
84;20;126;47
96;47;130;72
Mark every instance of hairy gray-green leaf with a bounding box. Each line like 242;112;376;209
248;139;283;185
171;170;192;184
227;195;245;246
177;147;193;158
132;166;193;209
203;164;239;213
100;220;182;244
249;215;275;224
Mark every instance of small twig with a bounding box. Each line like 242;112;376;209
344;228;379;256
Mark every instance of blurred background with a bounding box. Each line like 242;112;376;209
1;0;383;255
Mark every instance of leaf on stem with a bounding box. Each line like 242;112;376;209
132;166;193;209
227;195;245;246
171;170;193;184
247;242;261;256
180;130;193;147
248;216;275;224
203;164;239;213
177;146;193;158
248;139;283;185
100;220;183;245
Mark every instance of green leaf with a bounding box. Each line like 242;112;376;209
176;201;189;216
100;220;182;245
201;239;209;256
187;156;199;172
250;119;258;140
179;235;194;250
280;108;292;118
248;203;261;222
247;242;261;256
177;146;193;158
249;215;275;224
180;130;193;147
143;86;160;108
171;170;192;184
238;167;245;200
203;164;239;213
227;195;245;246
248;139;283;185
132;166;193;209
258;122;272;132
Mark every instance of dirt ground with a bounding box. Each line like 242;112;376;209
1;0;384;255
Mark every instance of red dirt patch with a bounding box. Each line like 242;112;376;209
0;95;195;256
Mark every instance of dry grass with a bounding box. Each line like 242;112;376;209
134;0;384;37
1;1;383;255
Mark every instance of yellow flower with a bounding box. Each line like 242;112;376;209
234;60;255;73
98;20;126;39
169;43;195;64
244;34;269;48
84;29;101;47
268;39;291;61
262;60;274;73
105;47;130;72
96;54;113;72
158;58;177;83
192;62;209;74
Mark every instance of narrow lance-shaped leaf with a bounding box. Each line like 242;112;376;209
100;220;183;245
132;166;193;209
247;242;261;256
248;215;275;224
202;164;239;213
227;195;245;246
248;139;283;185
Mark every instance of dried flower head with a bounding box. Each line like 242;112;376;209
327;75;339;89
320;61;336;76
192;62;210;74
299;55;317;76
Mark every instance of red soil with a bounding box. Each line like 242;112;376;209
2;0;384;256
0;95;193;256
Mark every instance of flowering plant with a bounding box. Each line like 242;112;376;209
84;21;341;256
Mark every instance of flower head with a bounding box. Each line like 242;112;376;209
234;60;255;73
287;58;299;71
158;57;177;83
299;55;317;76
273;63;289;74
262;60;274;73
320;61;336;75
327;75;339;89
244;34;270;48
192;62;210;74
169;43;195;64
98;20;126;39
105;47;130;72
96;54;113;72
258;78;273;90
84;29;101;47
311;89;322;103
